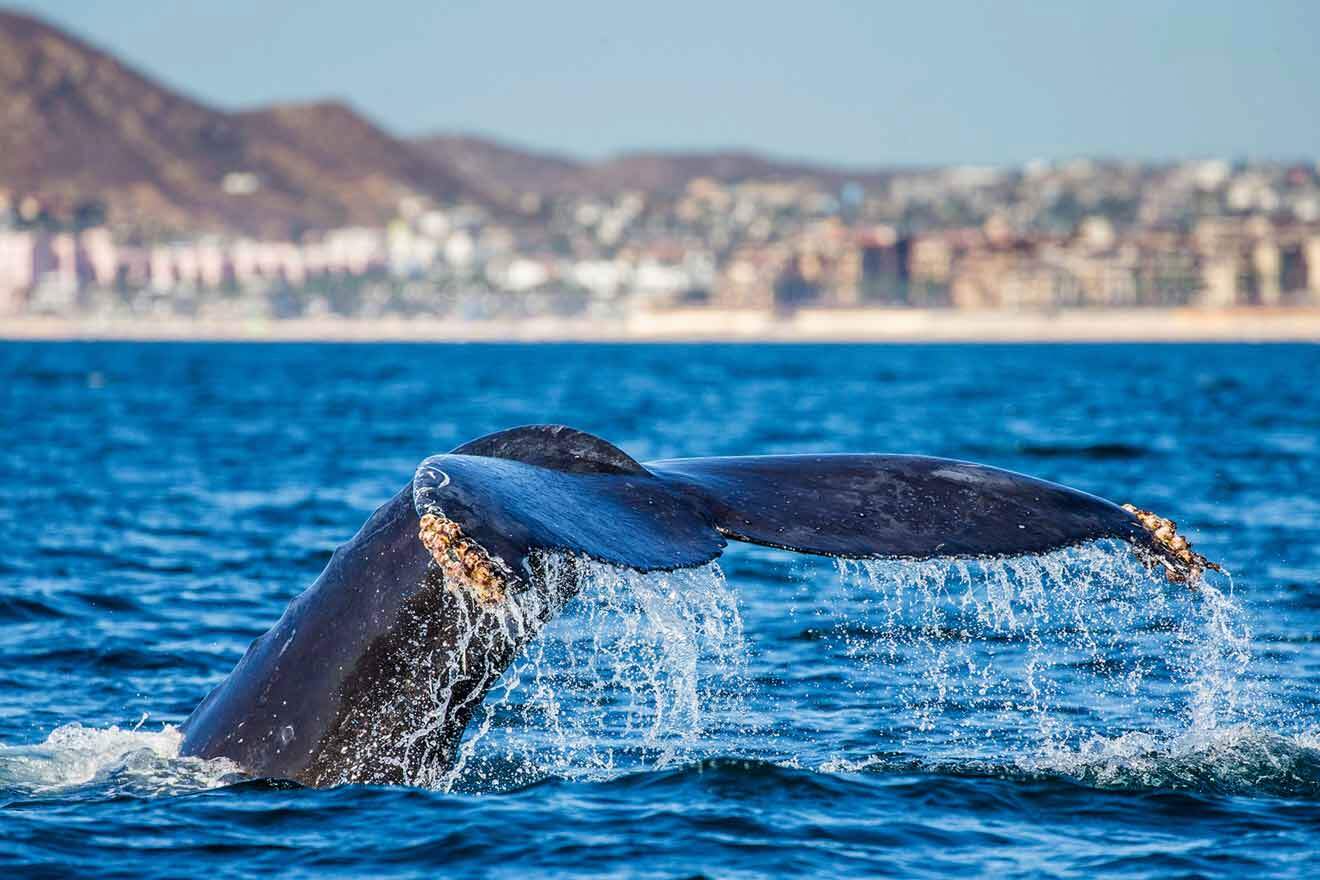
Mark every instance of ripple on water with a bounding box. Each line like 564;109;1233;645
3;342;1319;878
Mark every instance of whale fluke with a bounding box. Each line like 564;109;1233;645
180;424;1216;786
647;454;1150;560
412;427;1205;606
451;424;651;475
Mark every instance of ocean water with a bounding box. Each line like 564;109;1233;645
1;341;1318;878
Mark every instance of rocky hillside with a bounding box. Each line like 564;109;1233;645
1;9;894;235
0;10;474;235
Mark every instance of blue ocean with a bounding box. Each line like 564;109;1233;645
1;341;1318;878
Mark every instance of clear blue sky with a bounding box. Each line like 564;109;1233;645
14;0;1320;166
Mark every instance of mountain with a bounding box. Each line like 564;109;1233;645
571;151;878;195
414;136;894;199
413;135;584;204
1;9;893;236
0;10;475;236
233;101;469;224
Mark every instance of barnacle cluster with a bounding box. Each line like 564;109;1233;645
418;512;509;606
1122;503;1221;584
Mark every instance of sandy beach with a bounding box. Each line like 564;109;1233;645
4;307;1320;343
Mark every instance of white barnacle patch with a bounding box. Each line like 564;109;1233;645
418;512;511;606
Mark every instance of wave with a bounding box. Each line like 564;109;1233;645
502;724;1320;802
1029;724;1320;797
0;722;240;799
8;724;1320;804
812;725;1320;799
3;543;1303;803
8;709;1320;805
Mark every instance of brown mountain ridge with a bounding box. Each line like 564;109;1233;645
413;135;895;198
1;9;894;236
0;10;471;236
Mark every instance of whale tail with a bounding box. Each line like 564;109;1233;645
413;426;1213;606
183;424;1218;786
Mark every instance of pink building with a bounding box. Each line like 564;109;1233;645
0;230;37;312
80;228;119;286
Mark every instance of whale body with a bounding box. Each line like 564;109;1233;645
179;425;1211;785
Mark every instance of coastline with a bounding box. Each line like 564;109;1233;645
4;307;1320;343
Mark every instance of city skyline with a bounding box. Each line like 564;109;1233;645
4;4;1320;334
9;0;1320;168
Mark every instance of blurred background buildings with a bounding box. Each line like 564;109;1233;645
2;7;1318;325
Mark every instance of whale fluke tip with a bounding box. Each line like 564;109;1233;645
1122;503;1221;584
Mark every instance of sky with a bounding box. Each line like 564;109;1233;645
13;0;1320;167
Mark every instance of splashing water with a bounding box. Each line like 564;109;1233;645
446;556;747;791
812;541;1293;792
845;545;1241;731
0;722;241;797
442;540;1277;795
0;542;1288;798
1035;724;1320;797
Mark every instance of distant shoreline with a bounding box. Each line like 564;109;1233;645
4;307;1320;343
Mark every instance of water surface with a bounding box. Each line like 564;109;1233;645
1;342;1318;877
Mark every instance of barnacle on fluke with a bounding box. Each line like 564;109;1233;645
1122;503;1221;583
418;512;510;606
